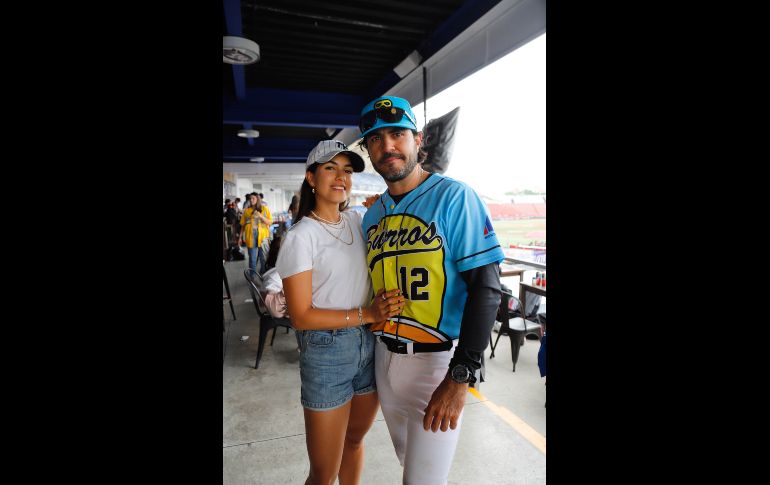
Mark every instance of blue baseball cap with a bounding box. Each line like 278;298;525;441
358;95;418;139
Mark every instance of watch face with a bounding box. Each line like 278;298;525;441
451;364;470;383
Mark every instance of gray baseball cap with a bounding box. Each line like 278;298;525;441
305;140;365;172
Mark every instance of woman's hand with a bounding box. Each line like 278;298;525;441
368;288;405;322
362;194;381;209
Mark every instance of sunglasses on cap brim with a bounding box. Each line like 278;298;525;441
359;106;417;134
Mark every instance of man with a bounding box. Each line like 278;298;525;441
358;95;504;484
233;197;243;235
223;200;238;245
242;193;253;210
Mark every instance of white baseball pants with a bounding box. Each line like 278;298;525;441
374;338;463;485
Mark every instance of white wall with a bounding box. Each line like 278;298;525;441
236;178;253;201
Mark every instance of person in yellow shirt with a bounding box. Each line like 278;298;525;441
237;193;272;273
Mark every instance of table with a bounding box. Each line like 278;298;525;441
499;263;527;279
518;281;546;324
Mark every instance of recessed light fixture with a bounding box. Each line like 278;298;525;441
238;129;260;138
223;36;260;65
250;157;265;162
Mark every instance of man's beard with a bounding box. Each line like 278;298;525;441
374;150;419;182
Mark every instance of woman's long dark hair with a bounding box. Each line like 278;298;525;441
265;235;282;270
288;195;299;214
294;163;350;225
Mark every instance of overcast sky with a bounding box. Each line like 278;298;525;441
413;33;545;200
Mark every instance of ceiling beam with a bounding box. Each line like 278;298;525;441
223;150;308;160
223;0;243;37
224;137;318;151
223;137;319;160
223;88;364;128
223;107;359;129
223;0;247;101
244;2;426;34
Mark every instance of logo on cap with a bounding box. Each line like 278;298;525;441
374;99;392;109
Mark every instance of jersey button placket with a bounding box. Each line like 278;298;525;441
385;216;399;332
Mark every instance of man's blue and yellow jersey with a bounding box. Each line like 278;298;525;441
362;173;504;343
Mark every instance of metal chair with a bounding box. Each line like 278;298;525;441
489;288;542;372
223;262;236;323
537;313;546;407
243;268;293;369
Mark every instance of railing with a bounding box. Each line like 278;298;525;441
503;257;546;271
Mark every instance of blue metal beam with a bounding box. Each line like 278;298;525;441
223;0;247;100
223;155;307;161
223;137;319;160
223;0;242;37
225;88;364;112
224;108;359;128
223;88;365;128
224;137;318;151
223;149;309;160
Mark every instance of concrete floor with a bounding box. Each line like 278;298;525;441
224;259;546;484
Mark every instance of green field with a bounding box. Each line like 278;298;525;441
491;219;546;247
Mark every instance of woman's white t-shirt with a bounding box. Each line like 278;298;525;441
260;267;283;294
276;210;371;310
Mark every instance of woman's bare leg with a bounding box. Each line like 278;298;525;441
338;392;379;485
303;401;351;485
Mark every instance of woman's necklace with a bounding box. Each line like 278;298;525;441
310;210;342;226
312;212;354;245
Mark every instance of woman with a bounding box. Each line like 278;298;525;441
237;193;272;274
277;140;404;485
286;194;299;229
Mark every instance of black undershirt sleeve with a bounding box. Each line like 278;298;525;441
449;262;502;372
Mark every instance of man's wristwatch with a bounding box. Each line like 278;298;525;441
450;363;476;384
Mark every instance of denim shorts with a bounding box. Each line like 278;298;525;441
295;325;376;410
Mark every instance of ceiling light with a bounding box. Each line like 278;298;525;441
250;157;265;162
223;36;260;65
238;129;260;138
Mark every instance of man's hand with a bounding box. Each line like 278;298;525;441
422;375;468;432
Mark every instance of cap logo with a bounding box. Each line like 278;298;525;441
374;99;392;109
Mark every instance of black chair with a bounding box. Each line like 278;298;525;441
244;268;293;369
489;288;542;372
223;262;236;322
537;312;546;407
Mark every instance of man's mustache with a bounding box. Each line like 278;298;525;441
377;153;405;164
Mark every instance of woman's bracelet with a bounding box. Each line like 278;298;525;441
357;306;363;325
345;309;350;327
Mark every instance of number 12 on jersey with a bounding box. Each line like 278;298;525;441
399;266;429;300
